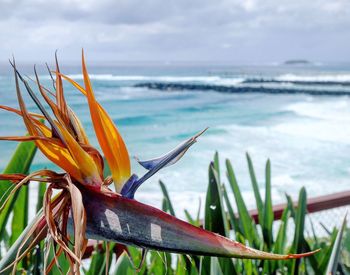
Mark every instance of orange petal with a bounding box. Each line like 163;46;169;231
14;63;102;185
55;122;102;186
59;55;131;192
67;108;90;145
80;144;104;177
37;139;84;182
0;104;52;136
0;105;44;119
0;136;53;142
12;67;83;182
34;69;90;145
34;68;76;138
54;53;70;126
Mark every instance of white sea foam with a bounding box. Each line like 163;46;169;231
66;74;225;82
211;78;245;85
205;112;350;192
274;99;350;144
285;99;350;121
274;118;350;144
31;74;151;81
68;74;248;86
276;73;350;82
34;73;245;85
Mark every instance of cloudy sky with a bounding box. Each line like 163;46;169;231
0;0;349;64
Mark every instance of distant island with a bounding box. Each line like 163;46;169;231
283;59;312;65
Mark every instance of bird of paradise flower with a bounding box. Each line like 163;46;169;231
0;52;319;274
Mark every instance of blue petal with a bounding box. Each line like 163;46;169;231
120;174;139;199
123;128;208;198
136;127;208;171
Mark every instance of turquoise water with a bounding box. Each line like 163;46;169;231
1;63;350;216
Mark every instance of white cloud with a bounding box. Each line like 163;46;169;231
0;0;349;63
241;0;257;12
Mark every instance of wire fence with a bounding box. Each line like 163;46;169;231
264;191;350;241
304;205;349;237
269;205;350;245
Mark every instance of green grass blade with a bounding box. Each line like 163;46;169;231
222;184;241;235
326;213;347;274
263;159;273;249
158;180;178;273
196;197;202;224
114;254;134;275
204;161;235;274
246;153;264;225
301;236;327;274
86;242;115;275
205;163;228;236
213;152;220;183
273;207;290;254
210;257;223;275
0;140;37;240
272;206;290;272
36;181;46;213
316;229;338;271
189;258;199;275
184;209;197;225
0;210;44;273
49;244;71;275
309;217;320;246
29;180;47;273
9;184;28;246
6;183;29;270
177;254;196;275
242;259;256;275
285;194;296;218
159;180;176;216
290;187;307;273
86;249;106;275
226;159;259;248
112;246;147;274
148;250;167;275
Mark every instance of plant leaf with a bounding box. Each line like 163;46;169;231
263;159;274;249
222;184;242;235
290;187;307;273
246;153;264;226
0;140;37;240
326;213;347;275
205;163;229;237
159;180;175;216
36;181;46;213
9;184;28;246
226;159;260;248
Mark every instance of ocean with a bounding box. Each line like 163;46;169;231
1;62;350;218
